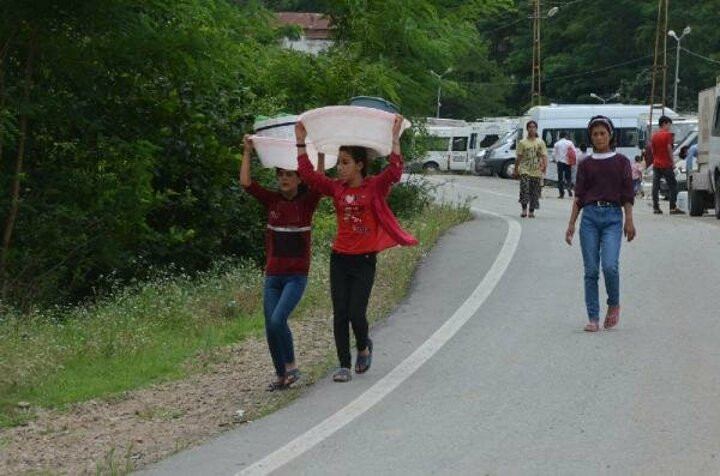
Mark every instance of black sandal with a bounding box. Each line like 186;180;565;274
355;338;373;374
285;368;301;387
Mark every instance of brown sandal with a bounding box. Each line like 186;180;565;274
584;321;600;332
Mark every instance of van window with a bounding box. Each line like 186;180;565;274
543;127;637;148
480;134;500;148
543;129;586;147
422;136;451;152
616;128;638;147
713;98;720;137
469;133;477;150
451;136;468;152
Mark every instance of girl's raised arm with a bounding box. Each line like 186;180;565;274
374;114;406;192
239;134;253;188
295;121;338;196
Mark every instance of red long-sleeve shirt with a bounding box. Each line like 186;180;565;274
297;153;418;254
244;182;321;275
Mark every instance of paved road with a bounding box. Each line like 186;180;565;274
141;176;720;476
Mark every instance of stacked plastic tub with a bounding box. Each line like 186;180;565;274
299;97;411;158
251;114;336;170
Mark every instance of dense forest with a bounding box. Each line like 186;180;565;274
0;0;718;308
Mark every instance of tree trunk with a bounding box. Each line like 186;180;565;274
0;64;5;167
0;27;37;300
0;27;16;170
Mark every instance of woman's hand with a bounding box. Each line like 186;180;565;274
392;114;404;141
565;223;575;245
295;121;307;144
624;219;636;242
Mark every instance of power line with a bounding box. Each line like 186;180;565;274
482;0;594;35
483;17;526;35
456;53;658;88
681;46;720;65
543;54;657;84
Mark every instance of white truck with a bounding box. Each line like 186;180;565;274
687;82;720;218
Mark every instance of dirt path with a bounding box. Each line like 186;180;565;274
0;307;336;475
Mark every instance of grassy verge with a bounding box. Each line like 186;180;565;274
0;200;471;428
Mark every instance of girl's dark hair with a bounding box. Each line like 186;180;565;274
339;146;369;177
526;120;538;130
275;168;308;195
587;115;617;149
579;143;588;152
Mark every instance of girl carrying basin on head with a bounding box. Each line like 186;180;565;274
240;134;324;391
294;114;418;383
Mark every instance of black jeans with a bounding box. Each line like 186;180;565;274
330;251;376;368
557;162;573;197
652;167;677;209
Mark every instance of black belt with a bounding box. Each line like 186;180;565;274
587;200;621;208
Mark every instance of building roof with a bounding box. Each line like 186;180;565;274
275;12;332;40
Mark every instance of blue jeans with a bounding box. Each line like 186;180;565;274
579;205;623;321
263;275;307;376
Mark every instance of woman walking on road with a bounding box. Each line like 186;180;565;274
514;120;548;218
295;115;417;382
240;135;324;391
565;116;636;332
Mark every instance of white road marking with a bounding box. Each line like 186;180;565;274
237;208;522;476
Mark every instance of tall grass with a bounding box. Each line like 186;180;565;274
0;183;471;428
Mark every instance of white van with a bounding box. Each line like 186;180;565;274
419;125;474;172
420;118;516;172
530;104;678;159
525;104;679;182
476;104;679;180
474;126;524;178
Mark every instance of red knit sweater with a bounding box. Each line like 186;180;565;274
244;182;321;275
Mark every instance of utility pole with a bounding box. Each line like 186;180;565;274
529;1;557;106
648;0;670;142
530;0;541;106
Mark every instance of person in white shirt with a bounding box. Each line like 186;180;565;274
572;142;589;185
553;131;575;198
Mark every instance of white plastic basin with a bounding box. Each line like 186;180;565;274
253;115;298;140
251;135;337;171
299;106;411;157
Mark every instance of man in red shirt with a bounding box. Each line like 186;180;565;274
650;115;684;214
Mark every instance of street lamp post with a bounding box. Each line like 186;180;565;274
589;92;620;104
430;67;453;118
668;26;691;111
